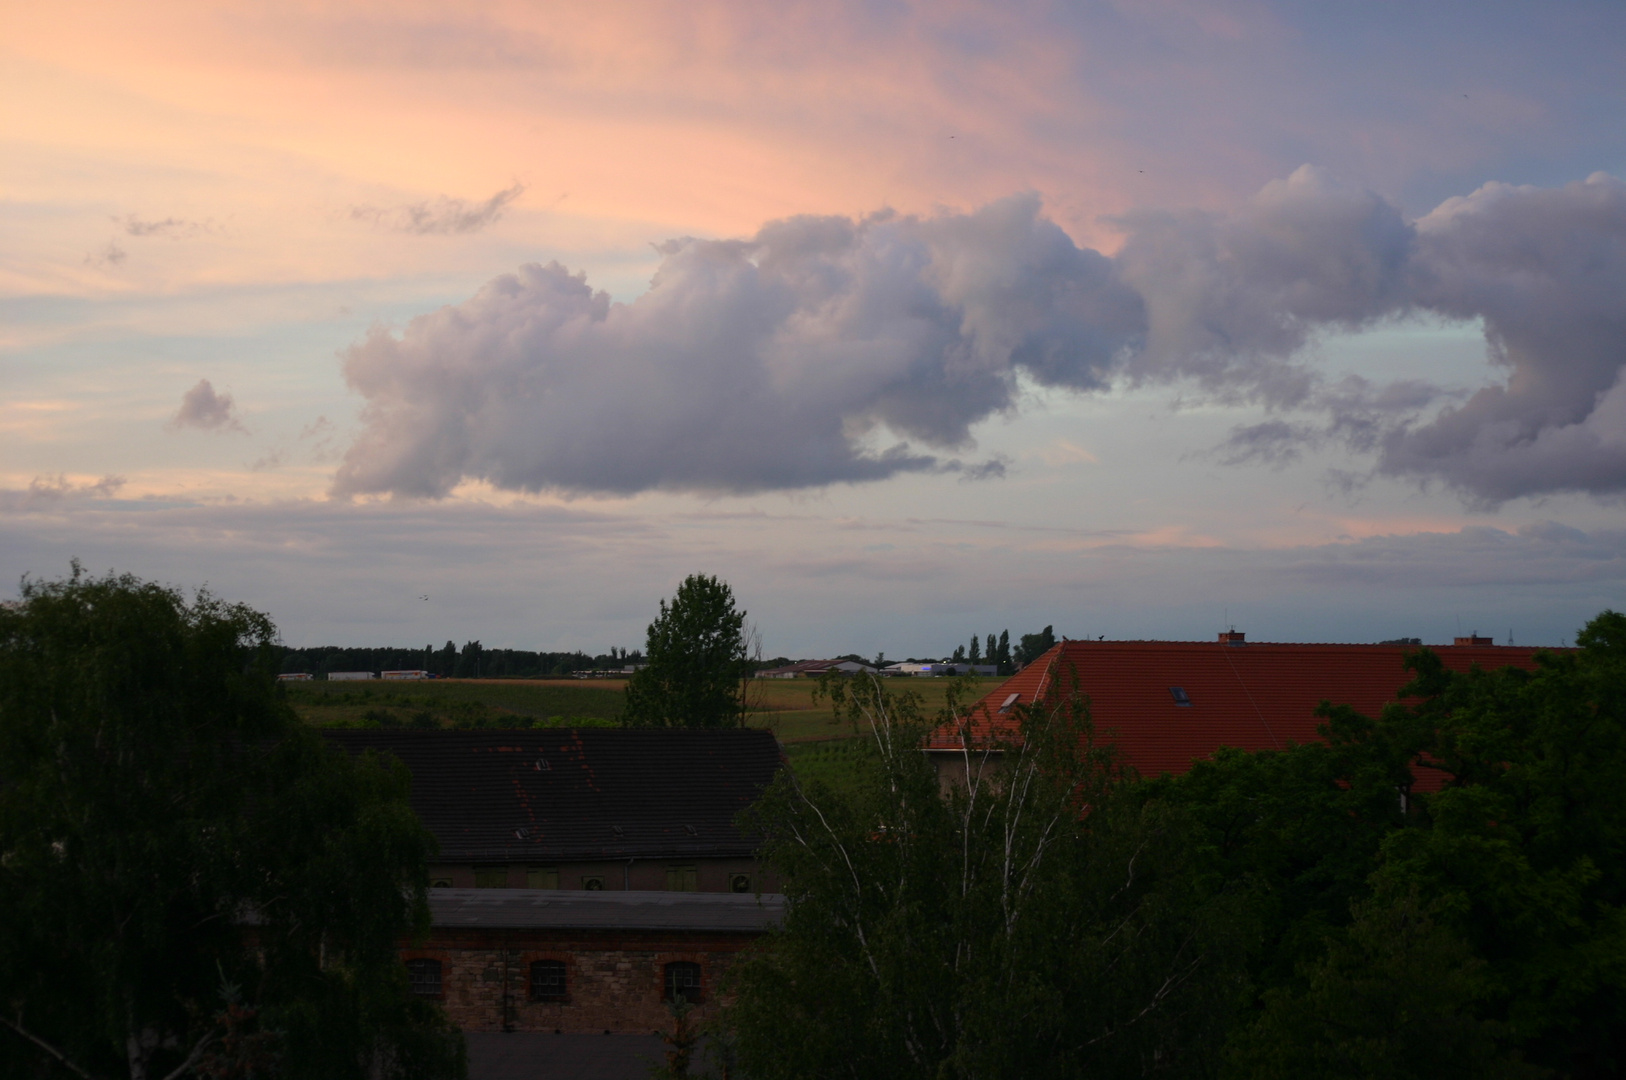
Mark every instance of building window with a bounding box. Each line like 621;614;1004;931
530;960;567;1002
474;866;509;888
730;874;752;894
406;958;442;998
666;865;698;891
665;961;702;1004
1169;687;1192;707
581;875;605;890
429;877;453;889
527;866;560;889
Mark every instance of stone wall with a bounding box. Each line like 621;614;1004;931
407;927;761;1034
427;857;778;894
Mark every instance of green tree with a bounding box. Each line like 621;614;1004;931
0;567;463;1080
623;574;749;728
1146;612;1626;1077
1015;624;1056;668
1224;891;1542;1080
1361;617;1626;1077
996;630;1012;675
727;671;1246;1079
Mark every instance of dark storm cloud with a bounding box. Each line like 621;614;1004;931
334;171;1626;504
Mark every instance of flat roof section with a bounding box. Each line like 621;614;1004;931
428;888;785;932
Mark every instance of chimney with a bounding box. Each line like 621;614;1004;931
1453;634;1495;646
1218;630;1246;646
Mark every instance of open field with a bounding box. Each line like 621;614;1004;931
285;674;1007;745
283;678;627;728
745;675;1005;743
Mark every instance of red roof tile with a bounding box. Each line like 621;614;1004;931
927;638;1559;786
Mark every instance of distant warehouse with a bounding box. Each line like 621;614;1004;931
327;671;375;681
382;669;431;680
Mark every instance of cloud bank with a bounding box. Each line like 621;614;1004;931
168;378;244;432
335;170;1626;504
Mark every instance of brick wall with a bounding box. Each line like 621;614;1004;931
408;927;762;1034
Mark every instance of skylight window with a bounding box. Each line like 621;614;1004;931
998;693;1020;713
1170;687;1192;707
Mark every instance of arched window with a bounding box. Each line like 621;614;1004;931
530;959;567;1002
664;961;702;1004
405;958;442;998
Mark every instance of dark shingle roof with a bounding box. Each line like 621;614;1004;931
429;887;784;931
323;728;783;862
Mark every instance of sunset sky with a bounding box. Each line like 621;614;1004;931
5;0;1625;656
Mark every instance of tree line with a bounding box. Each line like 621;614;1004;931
278;641;642;678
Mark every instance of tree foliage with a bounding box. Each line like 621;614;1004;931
0;566;463;1080
1014;625;1055;668
734;612;1626;1078
727;672;1248;1078
1152;611;1626;1078
623;575;749;728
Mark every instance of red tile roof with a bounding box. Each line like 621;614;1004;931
926;637;1560;785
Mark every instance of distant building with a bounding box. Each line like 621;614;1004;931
382;669;431;680
276;672;313;681
328;671;375;681
755;659;877;678
927;633;1563;789
883;662;997;677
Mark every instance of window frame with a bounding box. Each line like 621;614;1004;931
529;959;568;1003
405;957;443;999
664;961;702;1005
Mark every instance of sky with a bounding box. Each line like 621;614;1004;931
4;0;1626;657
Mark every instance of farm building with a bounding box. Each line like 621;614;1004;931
926;632;1560;787
322;728;784;894
755;658;877;678
407;888;780;1034
885;661;998;676
321;728;787;1040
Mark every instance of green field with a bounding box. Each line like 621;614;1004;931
286;675;1005;782
744;675;1004;742
283;678;627;729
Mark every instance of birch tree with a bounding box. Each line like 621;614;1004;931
728;671;1246;1079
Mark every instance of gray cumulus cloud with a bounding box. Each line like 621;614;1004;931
351;183;525;235
168;379;245;433
335;195;1140;496
335;170;1626;504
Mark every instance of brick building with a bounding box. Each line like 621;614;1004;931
409;889;782;1034
324;728;784;894
927;633;1562;787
